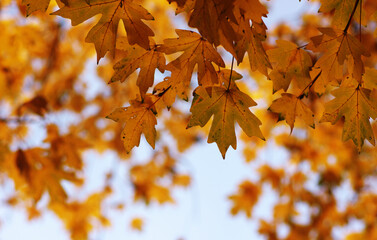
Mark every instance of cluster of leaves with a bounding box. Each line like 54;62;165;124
21;0;377;158
1;0;377;239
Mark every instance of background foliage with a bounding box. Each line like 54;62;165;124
1;0;377;239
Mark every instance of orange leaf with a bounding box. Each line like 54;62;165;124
269;93;315;131
320;77;377;150
228;180;261;218
187;70;264;158
53;0;154;62
154;29;224;106
111;38;165;97
308;27;369;92
106;95;158;153
267;40;312;92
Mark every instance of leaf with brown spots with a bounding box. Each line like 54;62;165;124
187;70;264;158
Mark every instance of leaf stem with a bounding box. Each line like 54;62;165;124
148;85;172;110
344;0;360;33
298;70;322;99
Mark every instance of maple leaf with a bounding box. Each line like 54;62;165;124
168;0;195;14
13;148;81;202
269;93;315;131
267;40;312;92
22;0;51;16
53;0;154;62
110;37;165;97
188;0;237;48
168;0;186;7
234;0;268;24
228;180;261;218
308;28;369;93
319;0;361;29
363;67;377;90
22;0;69;15
233;9;271;76
154;29;225;107
106;95;158;153
320;77;377;150
187;70;264;158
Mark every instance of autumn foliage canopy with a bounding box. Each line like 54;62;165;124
2;0;377;239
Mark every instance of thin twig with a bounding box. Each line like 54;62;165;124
344;0;360;33
297;70;322;99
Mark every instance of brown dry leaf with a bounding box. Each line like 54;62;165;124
188;0;236;47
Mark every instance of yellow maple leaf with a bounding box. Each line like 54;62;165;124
187;70;264;158
308;27;369;93
154;29;225;106
319;0;362;29
110;37;165;97
233;9;271;76
267;40;312;92
106;95;158;153
269;93;315;131
320;77;377;150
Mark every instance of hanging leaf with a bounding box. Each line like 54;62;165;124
106;95;158;153
187;70;264;158
269;93;315;131
52;0;154;62
320;77;377;150
110;38;165;97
